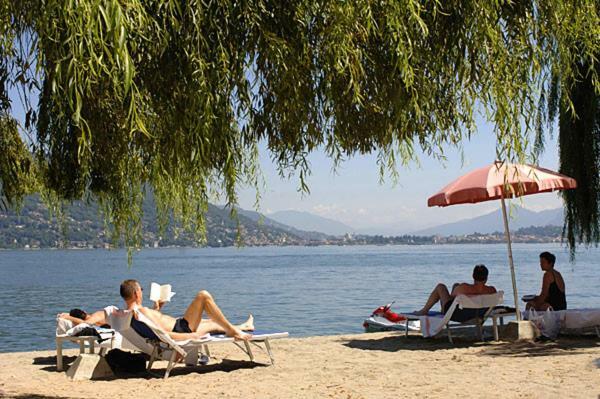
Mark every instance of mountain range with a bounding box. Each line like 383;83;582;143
235;208;329;240
0;195;565;249
261;207;564;237
412;207;563;236
266;210;355;236
0;196;317;249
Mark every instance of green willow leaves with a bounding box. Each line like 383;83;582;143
0;0;599;255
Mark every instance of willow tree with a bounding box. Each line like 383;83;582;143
1;1;599;253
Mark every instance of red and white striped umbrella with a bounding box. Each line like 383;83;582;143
427;161;577;318
428;162;577;207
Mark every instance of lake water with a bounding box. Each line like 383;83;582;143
0;243;598;352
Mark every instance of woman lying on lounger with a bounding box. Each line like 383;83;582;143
414;264;497;316
58;308;111;328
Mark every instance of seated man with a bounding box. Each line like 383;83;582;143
414;264;497;317
119;279;253;341
526;251;566;311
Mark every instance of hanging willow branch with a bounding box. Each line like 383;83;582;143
558;59;600;256
0;0;599;256
535;1;600;257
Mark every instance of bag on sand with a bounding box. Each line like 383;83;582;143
528;308;561;339
105;349;147;373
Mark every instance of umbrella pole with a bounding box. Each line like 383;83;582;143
501;196;521;320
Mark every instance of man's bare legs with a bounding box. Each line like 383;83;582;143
183;290;252;340
194;315;254;335
414;283;452;315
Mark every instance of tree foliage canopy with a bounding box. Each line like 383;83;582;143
1;0;599;253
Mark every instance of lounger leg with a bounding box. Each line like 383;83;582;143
147;345;159;371
184;347;199;366
405;319;409;337
79;340;85;354
164;351;177;379
263;339;275;366
203;344;211;358
477;321;483;341
56;338;63;372
595;326;599;338
89;339;95;355
493;317;499;341
447;326;453;344
244;341;255;362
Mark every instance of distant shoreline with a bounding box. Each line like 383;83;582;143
0;240;565;251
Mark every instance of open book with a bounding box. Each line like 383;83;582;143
149;282;176;302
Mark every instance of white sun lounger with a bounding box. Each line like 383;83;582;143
105;306;289;379
55;317;128;371
560;308;600;336
522;308;600;337
401;291;505;343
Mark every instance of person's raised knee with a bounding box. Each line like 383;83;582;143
196;290;213;300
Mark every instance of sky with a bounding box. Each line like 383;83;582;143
8;86;562;234
235;118;562;234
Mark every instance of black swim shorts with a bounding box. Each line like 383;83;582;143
172;317;192;333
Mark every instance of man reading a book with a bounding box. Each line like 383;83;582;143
120;279;253;341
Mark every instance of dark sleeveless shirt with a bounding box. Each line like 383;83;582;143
547;270;567;311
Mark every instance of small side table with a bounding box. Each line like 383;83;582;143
56;334;115;371
490;311;517;341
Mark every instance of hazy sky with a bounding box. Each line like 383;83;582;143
236;118;562;233
9;86;562;232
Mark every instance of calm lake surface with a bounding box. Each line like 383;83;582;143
0;243;598;352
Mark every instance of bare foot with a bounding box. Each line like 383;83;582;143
230;328;252;341
239;314;254;331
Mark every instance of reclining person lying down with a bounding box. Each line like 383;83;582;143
59;280;254;341
58;308;111;328
119;279;253;341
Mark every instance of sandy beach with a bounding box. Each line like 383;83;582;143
0;331;598;399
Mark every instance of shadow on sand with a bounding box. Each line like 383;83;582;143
341;333;481;352
33;355;77;373
0;394;75;399
476;337;600;358
341;330;599;358
32;355;267;379
33;355;77;367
